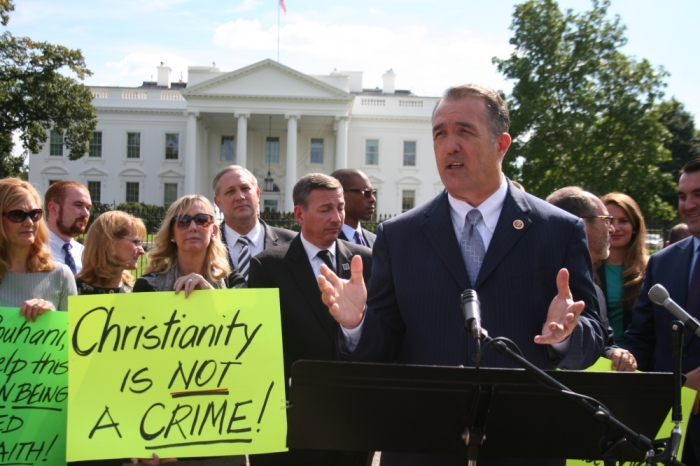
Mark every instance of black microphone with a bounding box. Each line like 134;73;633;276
461;289;486;340
649;284;700;338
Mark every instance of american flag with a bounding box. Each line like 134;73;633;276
279;0;287;14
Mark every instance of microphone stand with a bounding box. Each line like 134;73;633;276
462;323;685;466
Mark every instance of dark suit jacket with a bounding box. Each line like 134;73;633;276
624;236;700;462
595;283;618;358
248;236;372;466
352;182;604;371
220;219;297;286
339;227;377;248
249;235;372;380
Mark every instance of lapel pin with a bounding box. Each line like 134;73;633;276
342;263;350;271
513;219;524;230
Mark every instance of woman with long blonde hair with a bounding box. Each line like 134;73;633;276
598;192;649;345
76;211;146;294
0;178;76;319
134;194;243;293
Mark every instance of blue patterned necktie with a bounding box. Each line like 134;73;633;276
460;209;485;285
237;236;250;282
353;230;367;247
62;242;77;274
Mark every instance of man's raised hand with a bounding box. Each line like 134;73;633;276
318;255;367;329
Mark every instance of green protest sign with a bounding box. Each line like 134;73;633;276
67;289;287;462
0;307;68;466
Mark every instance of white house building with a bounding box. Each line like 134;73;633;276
29;59;443;215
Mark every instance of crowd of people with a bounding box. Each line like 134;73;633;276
0;82;698;466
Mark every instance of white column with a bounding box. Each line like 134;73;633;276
284;114;299;212
235;112;249;168
185;111;199;195
335;115;349;170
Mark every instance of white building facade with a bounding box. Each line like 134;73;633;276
29;59;443;215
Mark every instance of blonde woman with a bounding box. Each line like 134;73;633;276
75;211;146;294
134;194;244;293
598;192;649;345
0;178;75;320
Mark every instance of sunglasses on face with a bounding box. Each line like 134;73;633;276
2;209;43;223
174;213;214;230
345;189;377;199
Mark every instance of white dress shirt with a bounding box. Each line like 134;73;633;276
49;229;83;274
224;220;264;268
299;233;337;278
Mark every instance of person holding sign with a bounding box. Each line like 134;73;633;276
134;194;243;293
76;211;147;294
0;177;76;320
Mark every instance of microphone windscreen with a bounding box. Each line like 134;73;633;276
648;284;670;306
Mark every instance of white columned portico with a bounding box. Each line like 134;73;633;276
235;112;249;168
185;111;199;194
285;114;299;212
335;115;349;170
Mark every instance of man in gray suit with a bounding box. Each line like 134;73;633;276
331;169;377;248
213;166;296;285
546;186;637;371
319;84;605;466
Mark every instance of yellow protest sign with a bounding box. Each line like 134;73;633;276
567;357;696;465
66;289;287;462
0;308;68;466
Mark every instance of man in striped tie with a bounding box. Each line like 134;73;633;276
332;169;377;248
213;165;296;286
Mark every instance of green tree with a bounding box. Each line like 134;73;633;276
657;99;700;210
493;0;675;219
0;0;96;177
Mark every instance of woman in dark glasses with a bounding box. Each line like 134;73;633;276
134;194;244;293
76;211;147;295
0;177;76;319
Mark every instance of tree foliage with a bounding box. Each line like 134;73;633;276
0;0;96;177
493;0;675;219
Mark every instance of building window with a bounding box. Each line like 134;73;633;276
266;137;280;163
403;141;416;167
365;139;378;165
401;190;415;213
48;180;60;186
88;132;102;158
49;130;63;156
127;132;140;159
310;138;324;164
263;200;279;213
126;182;139;203
221;136;235;162
164;183;178;207
87;181;101;203
165;133;179;160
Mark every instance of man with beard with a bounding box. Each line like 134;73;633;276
45;181;92;274
546;186;637;371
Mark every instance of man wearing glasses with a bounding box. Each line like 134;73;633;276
331;169;377;247
546;186;637;372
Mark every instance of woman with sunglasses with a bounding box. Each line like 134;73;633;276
0;178;76;320
134;194;243;293
75;211;146;295
597;192;649;346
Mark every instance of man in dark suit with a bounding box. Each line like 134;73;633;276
625;157;700;465
331;169;377;248
319;85;606;466
547;186;637;371
213;165;296;285
248;173;373;466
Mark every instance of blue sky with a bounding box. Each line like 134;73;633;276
7;0;700;121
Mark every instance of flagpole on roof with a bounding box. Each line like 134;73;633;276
277;0;280;62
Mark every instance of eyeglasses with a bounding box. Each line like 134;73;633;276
120;236;144;247
174;213;214;230
583;215;614;226
345;189;377;199
2;209;43;223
